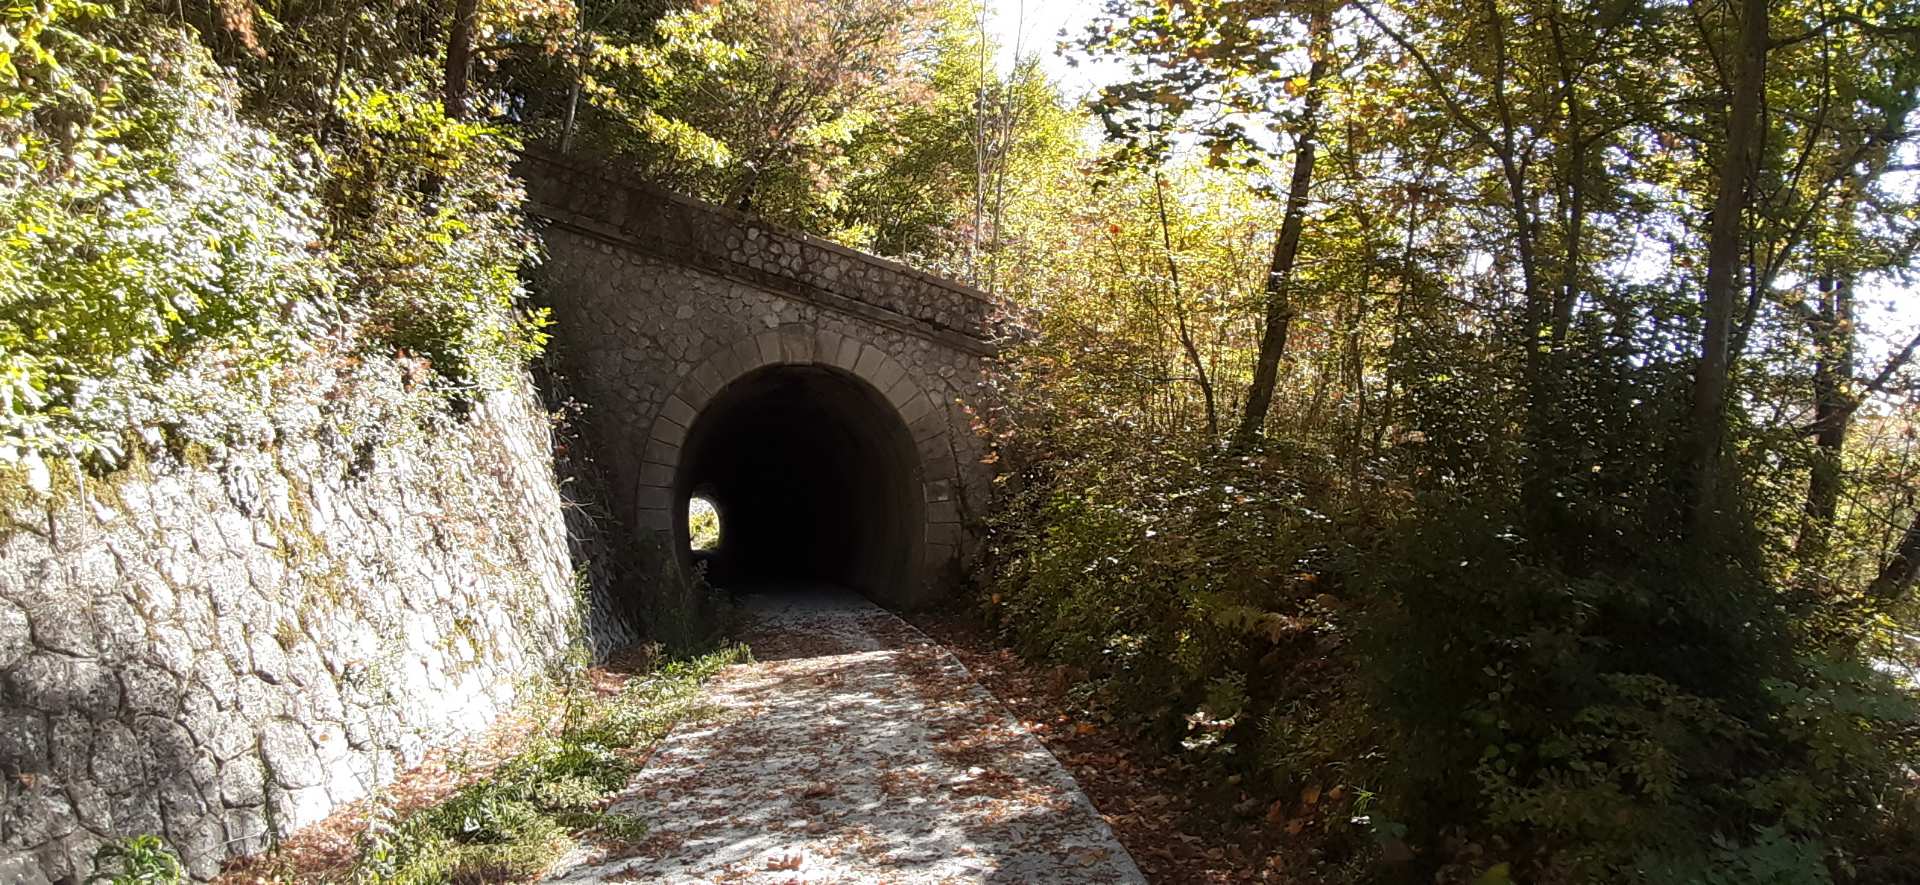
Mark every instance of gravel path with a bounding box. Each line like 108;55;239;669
546;587;1146;884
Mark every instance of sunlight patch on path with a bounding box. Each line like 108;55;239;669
545;587;1146;884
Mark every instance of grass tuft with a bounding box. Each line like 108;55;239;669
354;644;750;884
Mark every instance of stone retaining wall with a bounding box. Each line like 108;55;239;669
0;356;606;882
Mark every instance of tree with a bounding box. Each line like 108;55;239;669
1080;0;1346;445
1684;0;1771;530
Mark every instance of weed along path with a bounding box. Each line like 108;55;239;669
546;588;1146;884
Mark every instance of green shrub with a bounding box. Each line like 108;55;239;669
0;3;548;476
85;834;184;884
324;86;549;391
985;416;1920;881
1;5;328;466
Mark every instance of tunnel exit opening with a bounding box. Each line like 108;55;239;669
674;364;924;602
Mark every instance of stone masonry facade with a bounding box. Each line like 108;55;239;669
0;154;998;882
522;153;999;609
0;359;603;882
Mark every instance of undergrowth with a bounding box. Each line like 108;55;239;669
353;644;750;884
982;426;1920;883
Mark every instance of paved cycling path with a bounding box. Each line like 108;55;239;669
547;587;1144;883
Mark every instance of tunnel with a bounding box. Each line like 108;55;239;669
674;363;925;601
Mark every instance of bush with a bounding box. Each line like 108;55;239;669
0;3;548;477
324;86;548;391
985;411;1920;881
0;6;328;466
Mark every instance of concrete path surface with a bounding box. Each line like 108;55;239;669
546;587;1146;884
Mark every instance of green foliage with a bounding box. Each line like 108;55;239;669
548;0;941;229
687;495;720;551
503;0;1080;279
0;1;548;475
0;8;326;465
357;644;749;884
980;0;1920;879
324;85;549;389
85;834;184;885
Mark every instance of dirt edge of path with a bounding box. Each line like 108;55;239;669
904;607;1332;884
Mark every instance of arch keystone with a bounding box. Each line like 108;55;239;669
753;331;785;365
814;329;847;365
778;324;816;363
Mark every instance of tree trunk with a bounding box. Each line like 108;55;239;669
1796;275;1854;561
1153;174;1219;439
443;0;479;119
1235;8;1329;447
1685;0;1768;531
1869;509;1920;604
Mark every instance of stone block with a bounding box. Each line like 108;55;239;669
0;711;48;772
0;599;29;672
898;392;935;427
4;788;75;846
28;601;96;657
813;330;844;367
778;324;816;363
833;336;864;371
642;438;682;468
928;498;960;525
660;395;697;429
637;461;675;488
88;720;146;794
883;371;919;409
648;417;688;450
690;360;730;401
258;719;322;789
220;756;265;807
869;358;907;399
224;805;271;856
753;331;785;366
635;483;674;511
6;655;120;716
853;343;886;379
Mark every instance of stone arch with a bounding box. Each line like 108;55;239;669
632;323;963;606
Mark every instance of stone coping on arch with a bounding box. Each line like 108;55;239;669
517;151;1003;357
630;324;964;562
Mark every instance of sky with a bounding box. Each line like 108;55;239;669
984;0;1113;99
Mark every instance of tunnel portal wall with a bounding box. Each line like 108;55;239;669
524;153;995;613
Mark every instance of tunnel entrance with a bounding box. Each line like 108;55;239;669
674;364;924;601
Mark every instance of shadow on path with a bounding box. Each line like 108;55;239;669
545;587;1146;884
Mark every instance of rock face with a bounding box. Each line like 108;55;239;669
522;153;998;612
0;363;607;882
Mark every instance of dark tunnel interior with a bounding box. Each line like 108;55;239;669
675;364;923;600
